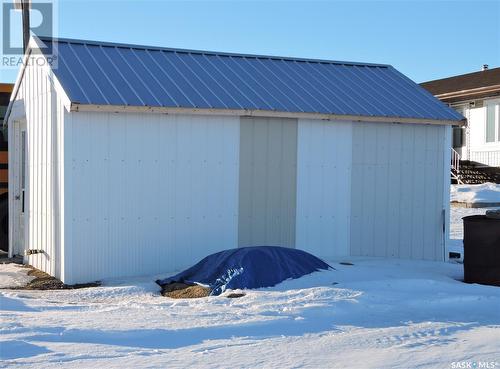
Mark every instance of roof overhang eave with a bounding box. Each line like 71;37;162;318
70;103;465;126
434;84;500;102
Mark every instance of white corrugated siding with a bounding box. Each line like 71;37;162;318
64;112;239;283
295;119;352;258
8;61;66;278
296;119;447;261
350;122;447;261
9;60;451;283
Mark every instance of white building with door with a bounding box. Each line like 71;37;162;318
5;36;463;284
422;66;500;167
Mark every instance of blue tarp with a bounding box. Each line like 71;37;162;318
156;246;331;295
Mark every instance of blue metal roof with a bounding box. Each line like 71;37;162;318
39;37;463;122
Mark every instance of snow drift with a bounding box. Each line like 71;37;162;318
156;246;331;295
451;182;500;204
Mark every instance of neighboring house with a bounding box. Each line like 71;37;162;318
421;66;500;168
5;36;463;284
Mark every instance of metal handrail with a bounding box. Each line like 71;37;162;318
451;148;460;173
450;148;463;184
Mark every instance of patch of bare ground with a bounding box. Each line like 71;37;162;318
160;282;211;298
16;266;100;290
159;282;246;298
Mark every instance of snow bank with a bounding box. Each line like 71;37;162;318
0;263;35;288
1;256;500;368
1;209;499;368
451;182;500;204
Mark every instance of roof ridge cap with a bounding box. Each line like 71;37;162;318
37;36;391;68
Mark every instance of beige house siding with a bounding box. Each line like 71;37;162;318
238;117;297;247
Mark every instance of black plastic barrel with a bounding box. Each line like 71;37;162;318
463;215;500;286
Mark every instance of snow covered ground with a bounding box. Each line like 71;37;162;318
451;182;500;204
0;264;34;289
1;207;500;368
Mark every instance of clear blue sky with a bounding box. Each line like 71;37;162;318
1;0;499;84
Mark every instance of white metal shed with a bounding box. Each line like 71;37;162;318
6;36;464;284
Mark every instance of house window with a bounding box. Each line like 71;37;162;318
452;127;464;148
451;105;466;148
485;101;499;143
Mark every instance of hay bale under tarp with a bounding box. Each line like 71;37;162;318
160;282;211;298
156;246;331;297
